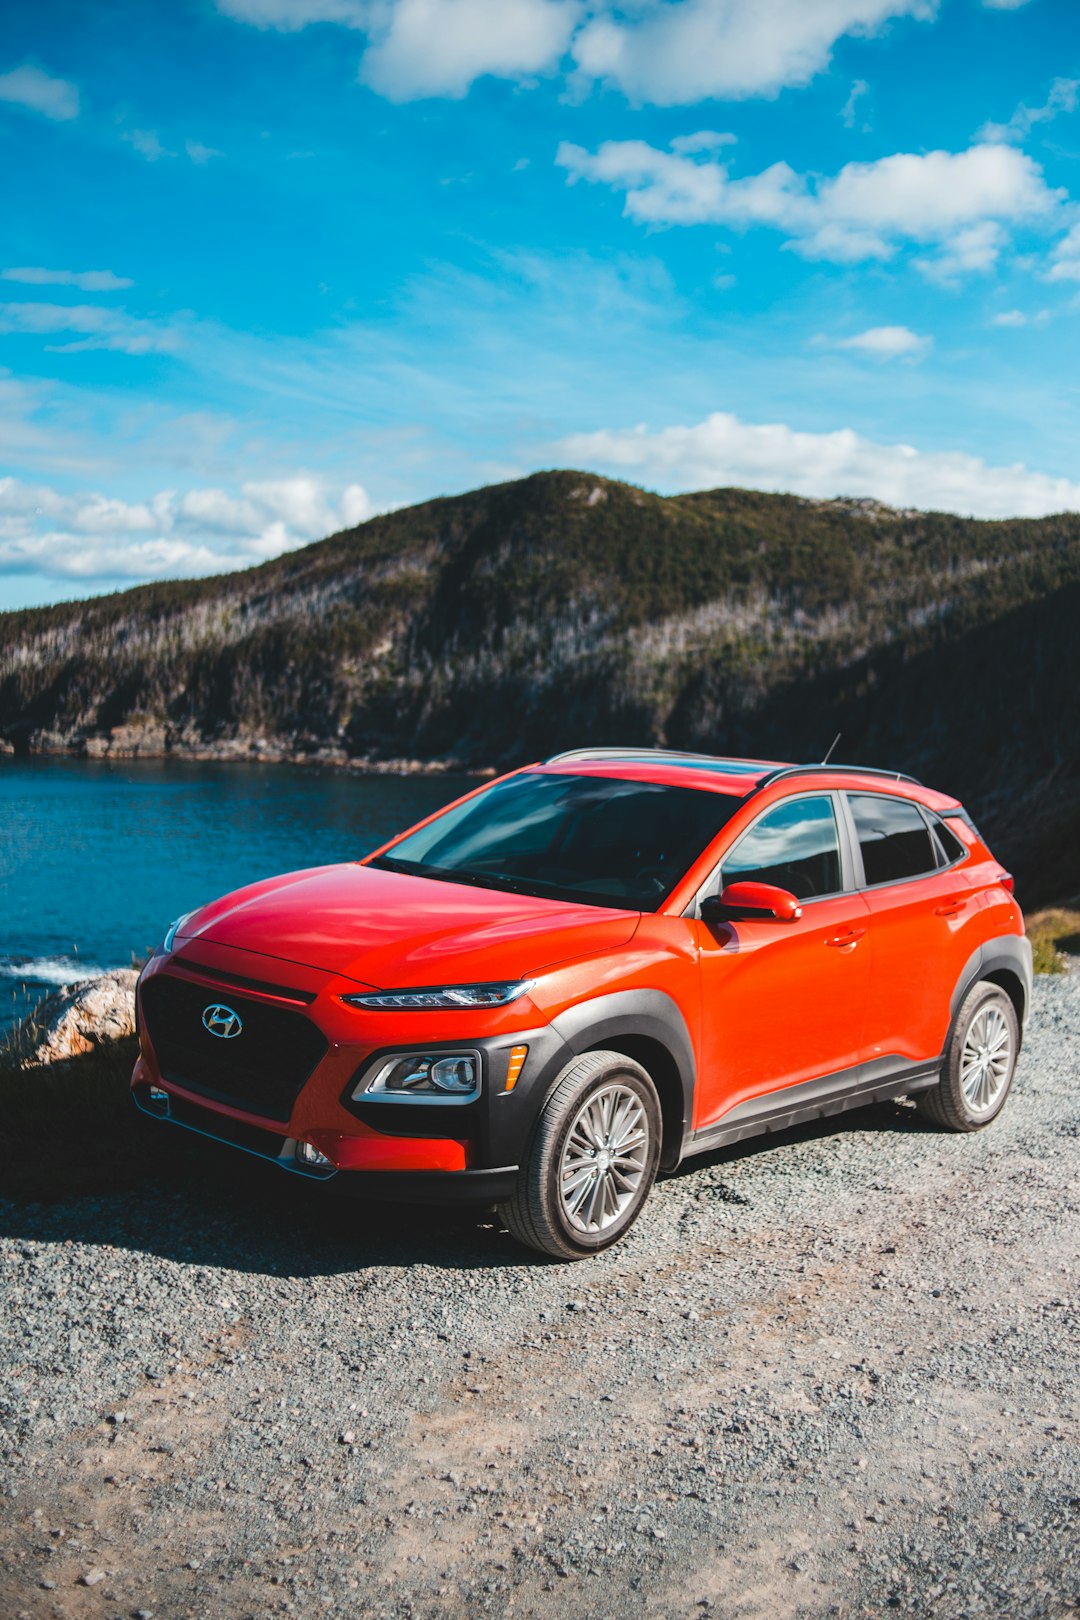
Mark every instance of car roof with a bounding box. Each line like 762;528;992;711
533;748;960;811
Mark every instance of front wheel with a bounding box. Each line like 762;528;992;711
498;1050;661;1260
917;980;1019;1131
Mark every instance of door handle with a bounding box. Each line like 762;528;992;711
934;900;967;917
825;928;865;948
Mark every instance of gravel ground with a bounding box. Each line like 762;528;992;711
1;978;1078;1620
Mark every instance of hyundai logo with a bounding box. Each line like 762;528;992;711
202;1003;243;1040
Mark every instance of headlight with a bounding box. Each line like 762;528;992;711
355;1051;481;1104
160;909;198;954
341;980;532;1011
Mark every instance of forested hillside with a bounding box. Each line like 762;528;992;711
2;470;1078;902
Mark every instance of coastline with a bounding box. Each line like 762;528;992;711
0;731;496;777
1;758;479;1041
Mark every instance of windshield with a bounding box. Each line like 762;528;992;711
369;771;742;910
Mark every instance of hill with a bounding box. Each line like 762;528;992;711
1;469;1078;904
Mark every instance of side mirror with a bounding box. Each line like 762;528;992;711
700;881;803;925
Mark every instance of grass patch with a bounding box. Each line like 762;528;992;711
1026;907;1080;976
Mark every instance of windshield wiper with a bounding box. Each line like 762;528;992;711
369;855;533;896
369;854;413;872
367;854;641;910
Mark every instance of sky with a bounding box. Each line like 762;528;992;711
1;0;1079;610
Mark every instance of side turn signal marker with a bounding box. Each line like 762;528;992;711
504;1044;529;1091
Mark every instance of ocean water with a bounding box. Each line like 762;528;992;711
0;758;477;1038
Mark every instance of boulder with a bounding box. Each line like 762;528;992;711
14;970;139;1065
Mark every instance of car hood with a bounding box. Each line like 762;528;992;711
176;861;640;987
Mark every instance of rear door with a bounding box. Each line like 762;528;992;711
842;792;977;1066
693;792;872;1129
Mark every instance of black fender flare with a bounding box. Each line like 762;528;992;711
548;989;697;1170
947;935;1034;1053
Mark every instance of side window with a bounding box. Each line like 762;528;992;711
848;794;938;886
721;796;841;900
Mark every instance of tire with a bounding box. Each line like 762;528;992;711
498;1050;662;1260
917;980;1019;1132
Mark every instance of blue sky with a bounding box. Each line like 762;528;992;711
1;0;1078;609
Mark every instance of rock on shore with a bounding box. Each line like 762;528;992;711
12;969;138;1065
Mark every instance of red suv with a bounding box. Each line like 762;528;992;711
132;751;1031;1259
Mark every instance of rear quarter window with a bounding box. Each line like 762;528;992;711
931;817;967;866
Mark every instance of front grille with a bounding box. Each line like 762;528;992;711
140;973;329;1123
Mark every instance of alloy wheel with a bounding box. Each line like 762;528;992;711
960;1002;1014;1113
558;1081;650;1235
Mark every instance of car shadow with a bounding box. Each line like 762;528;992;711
0;1131;515;1275
666;1092;937;1183
0;1078;944;1276
0;1037;515;1273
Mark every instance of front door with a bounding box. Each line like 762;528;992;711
693;792;872;1131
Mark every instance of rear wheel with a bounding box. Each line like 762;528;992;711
498;1050;661;1260
917;980;1019;1131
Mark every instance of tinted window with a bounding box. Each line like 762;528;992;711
931;817;966;866
849;794;937;886
721;796;841;900
372;772;741;910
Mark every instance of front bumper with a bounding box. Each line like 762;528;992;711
132;1078;520;1202
132;944;576;1204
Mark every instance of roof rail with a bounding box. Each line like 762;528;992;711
544;747;737;767
542;748;923;792
750;762;923;794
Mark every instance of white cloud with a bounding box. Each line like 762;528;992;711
218;0;579;96
2;267;133;292
979;76;1079;144
1047;222;1080;283
670;130;737;155
989;308;1041;327
120;132;222;165
810;149;1055;254
914;220;1005;282
0;371;107;474
841;77;869;128
835;324;929;357
215;0;934;104
558;137;802;228
556;410;1080;518
569;0;933;106
0;302;179;356
214;0;369;27
185;139;224;164
0;474;374;581
0;64;79;121
360;0;580;100
558;138;1064;270
982;0;1034;9
123;128;171;162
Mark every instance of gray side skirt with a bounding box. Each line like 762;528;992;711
685;1055;941;1157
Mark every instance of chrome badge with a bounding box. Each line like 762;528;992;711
202;1003;243;1039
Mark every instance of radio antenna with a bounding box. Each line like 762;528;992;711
822;732;842;765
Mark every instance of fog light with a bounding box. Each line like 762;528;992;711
296;1140;332;1168
430;1055;478;1093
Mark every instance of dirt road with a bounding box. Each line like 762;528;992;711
1;978;1078;1619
